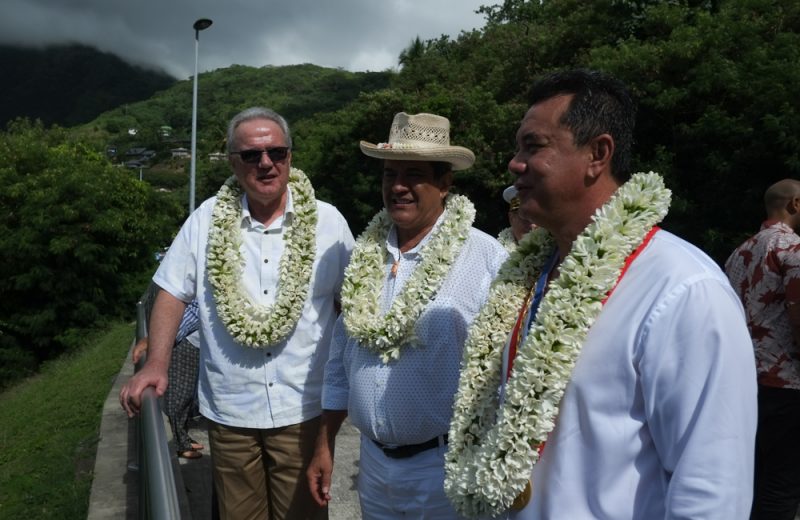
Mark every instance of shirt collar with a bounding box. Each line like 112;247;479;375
761;219;794;233
386;208;447;258
241;186;295;231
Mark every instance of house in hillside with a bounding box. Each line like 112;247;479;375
126;147;148;157
171;147;191;159
208;152;226;161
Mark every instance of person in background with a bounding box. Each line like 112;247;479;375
307;112;507;518
132;299;203;459
120;106;354;520
445;69;757;520
497;185;536;251
725;178;800;520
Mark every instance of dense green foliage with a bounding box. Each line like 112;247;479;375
298;0;800;256
0;321;131;519
0;44;175;128
0;120;182;386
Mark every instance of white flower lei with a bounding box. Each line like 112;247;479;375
497;227;517;252
341;194;475;362
206;167;317;348
445;172;671;518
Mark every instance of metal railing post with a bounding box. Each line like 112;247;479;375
134;298;181;519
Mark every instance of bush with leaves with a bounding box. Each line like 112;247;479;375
0;119;183;387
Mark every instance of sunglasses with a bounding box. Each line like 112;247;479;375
230;147;290;164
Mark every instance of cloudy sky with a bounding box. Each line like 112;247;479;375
0;0;492;79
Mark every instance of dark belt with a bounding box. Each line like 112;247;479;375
372;435;448;459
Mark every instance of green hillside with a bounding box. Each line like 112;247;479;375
0;44;175;128
72;63;394;219
0;321;131;519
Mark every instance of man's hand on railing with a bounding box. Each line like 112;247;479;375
119;363;168;417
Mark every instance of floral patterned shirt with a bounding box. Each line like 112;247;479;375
725;220;800;389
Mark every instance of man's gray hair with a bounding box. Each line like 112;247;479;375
226;107;292;152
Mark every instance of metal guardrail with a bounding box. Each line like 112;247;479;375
134;299;181;519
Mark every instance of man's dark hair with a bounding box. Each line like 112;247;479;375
528;69;636;183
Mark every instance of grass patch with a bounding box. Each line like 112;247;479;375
0;322;132;519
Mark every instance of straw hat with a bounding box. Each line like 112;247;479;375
360;112;475;171
503;185;520;211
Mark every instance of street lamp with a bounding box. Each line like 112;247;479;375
189;17;213;214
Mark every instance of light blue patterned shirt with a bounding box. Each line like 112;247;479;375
175;300;199;345
323;219;507;445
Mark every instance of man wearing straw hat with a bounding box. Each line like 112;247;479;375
307;112;507;518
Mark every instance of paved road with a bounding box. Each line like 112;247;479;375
87;343;362;519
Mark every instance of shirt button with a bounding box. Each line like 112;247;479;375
264;258;269;263
263;289;268;295
266;352;272;357
268;382;274;387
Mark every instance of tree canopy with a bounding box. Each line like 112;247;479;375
0;120;182;386
312;0;800;258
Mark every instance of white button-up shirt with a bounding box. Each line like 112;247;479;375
507;230;757;519
154;187;354;429
323;218;507;445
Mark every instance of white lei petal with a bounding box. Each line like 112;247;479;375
341;194;476;362
445;172;671;517
497;227;518;252
206;167;317;348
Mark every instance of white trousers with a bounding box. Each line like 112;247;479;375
357;434;467;520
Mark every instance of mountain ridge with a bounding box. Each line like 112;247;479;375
0;43;177;128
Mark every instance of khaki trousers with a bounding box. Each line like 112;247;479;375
209;416;327;520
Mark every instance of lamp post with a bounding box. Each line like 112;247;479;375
189;17;213;214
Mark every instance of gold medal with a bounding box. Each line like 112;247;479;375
510;478;532;511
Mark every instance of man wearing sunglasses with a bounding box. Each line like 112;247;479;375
120;107;354;519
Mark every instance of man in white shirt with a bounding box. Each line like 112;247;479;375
120;107;354;520
307;112;507;519
445;70;757;519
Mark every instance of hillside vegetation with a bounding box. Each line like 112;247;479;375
0;44;175;128
1;0;799;386
0;321;131;519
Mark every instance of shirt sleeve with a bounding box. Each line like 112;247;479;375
778;243;800;306
153;207;203;303
321;315;351;411
638;276;757;519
